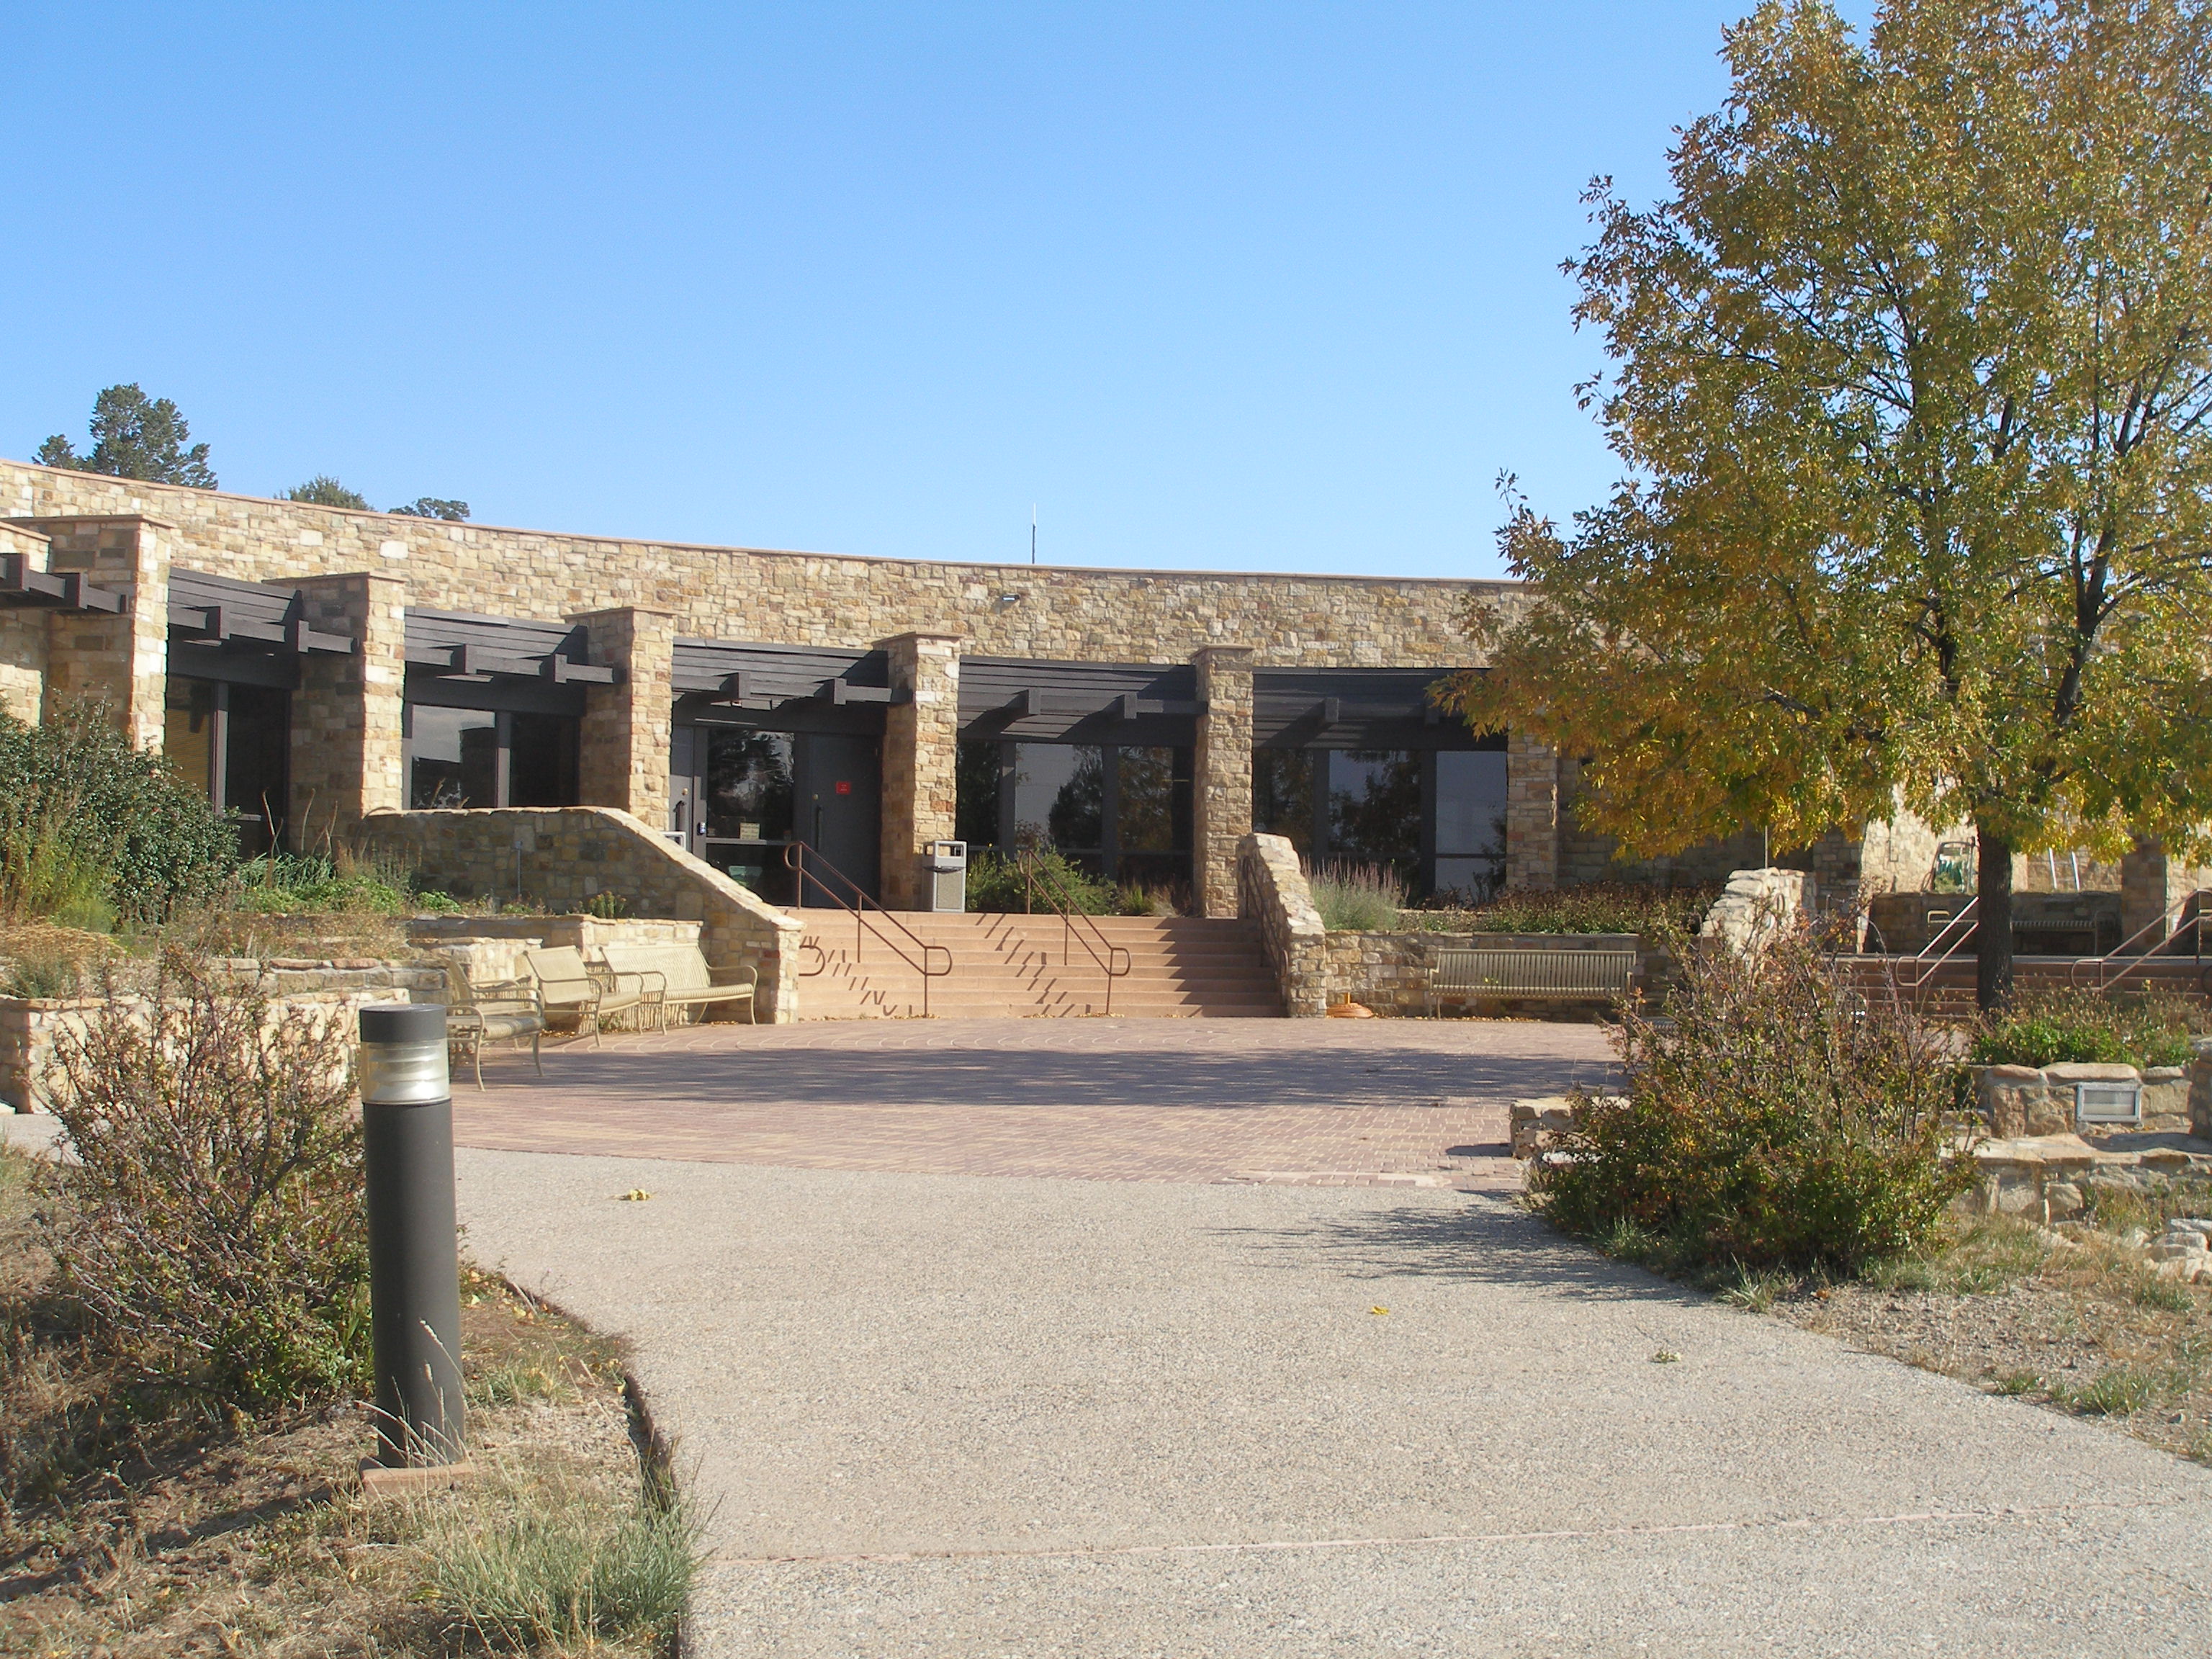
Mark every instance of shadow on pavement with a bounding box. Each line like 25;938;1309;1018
483;1044;1617;1113
1218;1192;1706;1305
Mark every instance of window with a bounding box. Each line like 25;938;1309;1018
959;740;1192;886
1252;742;1507;899
1432;749;1508;903
405;705;577;809
163;676;290;855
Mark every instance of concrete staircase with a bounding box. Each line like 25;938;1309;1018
791;909;1284;1020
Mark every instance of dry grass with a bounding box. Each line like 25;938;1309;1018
0;1148;688;1657
1770;1211;2212;1463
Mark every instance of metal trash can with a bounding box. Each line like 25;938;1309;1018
922;840;967;912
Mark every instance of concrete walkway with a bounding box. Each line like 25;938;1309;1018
459;1149;2212;1657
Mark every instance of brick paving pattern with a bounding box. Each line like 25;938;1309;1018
455;1016;1615;1190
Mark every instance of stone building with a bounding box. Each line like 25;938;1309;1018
0;455;2193;927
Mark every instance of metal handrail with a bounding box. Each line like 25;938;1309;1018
2070;889;2208;992
782;842;953;1017
1017;848;1132;1015
1897;896;1981;989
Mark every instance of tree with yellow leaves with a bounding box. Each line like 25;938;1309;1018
1449;0;2212;1008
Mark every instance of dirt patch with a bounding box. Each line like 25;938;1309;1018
1768;1216;2212;1463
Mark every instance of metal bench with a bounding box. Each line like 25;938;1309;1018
1426;947;1639;1017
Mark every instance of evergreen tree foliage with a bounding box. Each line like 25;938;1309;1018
37;384;217;487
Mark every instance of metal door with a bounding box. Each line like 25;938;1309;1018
795;733;881;902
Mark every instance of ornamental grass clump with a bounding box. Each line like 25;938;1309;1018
38;954;371;1406
1308;862;1405;931
1533;922;1973;1277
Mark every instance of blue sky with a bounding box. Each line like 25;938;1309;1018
5;3;1787;577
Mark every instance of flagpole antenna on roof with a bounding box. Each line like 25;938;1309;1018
1030;505;1037;565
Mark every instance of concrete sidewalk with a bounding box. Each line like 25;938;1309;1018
458;1148;2212;1657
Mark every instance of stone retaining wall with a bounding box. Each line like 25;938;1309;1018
356;806;804;1020
1977;1061;2193;1137
0;979;410;1113
1236;833;1326;1017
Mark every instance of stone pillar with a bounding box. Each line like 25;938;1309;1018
880;631;961;910
36;516;170;749
1192;645;1255;918
1505;730;1560;891
567;606;675;830
289;572;407;848
2121;837;2208;951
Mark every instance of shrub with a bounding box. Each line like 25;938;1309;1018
232;847;415;917
1308;862;1405;931
1969;986;2200;1072
964;846;1114;914
1426;881;1722;937
1533;922;1974;1276
0;700;240;923
39;955;370;1405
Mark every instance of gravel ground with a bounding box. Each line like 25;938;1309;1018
457;1148;2212;1658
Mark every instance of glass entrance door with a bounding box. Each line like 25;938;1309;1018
676;726;881;905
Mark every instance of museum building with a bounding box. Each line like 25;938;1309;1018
0;456;1792;916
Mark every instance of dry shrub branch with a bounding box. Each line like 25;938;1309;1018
39;954;372;1407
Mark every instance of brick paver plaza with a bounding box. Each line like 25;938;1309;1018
457;1015;1617;1187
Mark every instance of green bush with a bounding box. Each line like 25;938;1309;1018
1534;923;1973;1276
1969;986;2200;1072
964;846;1114;914
0;700;240;923
1426;881;1721;937
230;847;452;917
1308;862;1405;931
40;956;370;1405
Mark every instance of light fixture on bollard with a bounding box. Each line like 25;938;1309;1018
357;1003;465;1475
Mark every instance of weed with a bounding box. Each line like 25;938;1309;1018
1992;1370;2043;1395
581;889;630;920
1717;1266;1790;1313
410;1455;703;1650
2063;1365;2158;1416
468;1359;572;1408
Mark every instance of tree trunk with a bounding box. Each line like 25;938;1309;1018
1976;828;2015;1012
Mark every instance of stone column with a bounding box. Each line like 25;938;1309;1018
0;523;52;725
1192;645;1255;918
880;631;961;910
567;606;675;830
290;572;407;848
1504;730;1560;891
37;516;170;749
2121;837;2208;951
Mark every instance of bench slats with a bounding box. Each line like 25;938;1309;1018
1427;948;1637;1014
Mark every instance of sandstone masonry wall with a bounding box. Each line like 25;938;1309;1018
354;806;804;1020
1;460;1506;668
1237;832;1327;1017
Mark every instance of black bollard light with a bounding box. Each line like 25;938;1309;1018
358;1003;464;1468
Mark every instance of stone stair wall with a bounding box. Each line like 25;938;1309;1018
356;806;804;1020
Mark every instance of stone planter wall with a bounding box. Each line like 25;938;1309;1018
0;971;424;1113
1976;1061;2192;1137
1324;932;1663;1017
